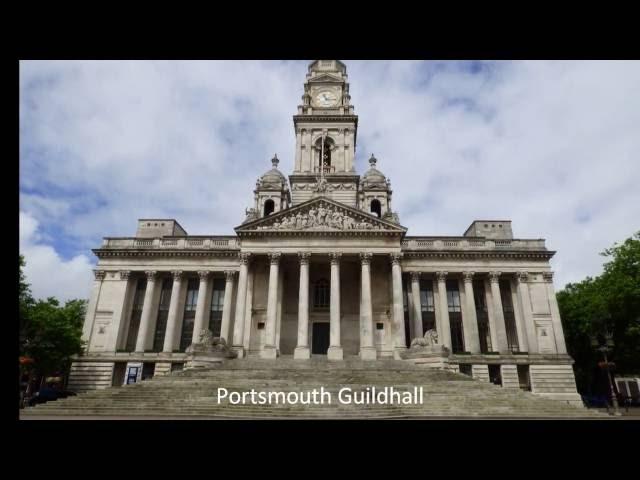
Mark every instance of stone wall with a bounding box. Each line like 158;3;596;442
68;361;115;393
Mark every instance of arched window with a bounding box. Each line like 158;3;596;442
314;137;334;173
314;279;330;309
263;199;275;217
370;199;382;218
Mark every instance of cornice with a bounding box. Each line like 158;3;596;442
293;115;358;123
92;249;240;259
237;230;403;239
401;250;555;260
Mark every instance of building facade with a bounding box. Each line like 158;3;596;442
71;60;581;405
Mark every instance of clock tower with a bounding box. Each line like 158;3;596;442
290;60;359;207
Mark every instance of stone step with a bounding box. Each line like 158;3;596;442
22;358;603;418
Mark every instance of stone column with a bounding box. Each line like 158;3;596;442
489;271;509;353
359;253;376;360
483;277;499;352
219;271;236;344
410;272;423;340
328;252;344;360
261;252;281;359
113;271;134;351
294;252;311;359
135;271;159;352
462;272;481;353
510;276;528;353
435;271;452;349
191;271;211;344
163;271;183;353
516;271;539;353
390;253;407;359
275;265;284;348
543;272;567;354
294;128;302;171
82;270;106;347
232;253;251;357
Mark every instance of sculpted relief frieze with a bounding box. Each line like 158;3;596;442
254;202;385;231
292;182;356;191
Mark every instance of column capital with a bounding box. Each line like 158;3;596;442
516;271;529;283
145;270;158;281
463;271;475;282
197;270;211;280
171;270;183;280
359;252;372;265
389;252;403;265
542;271;554;283
238;252;252;265
119;270;131;280
489;271;502;283
436;271;448;282
298;252;311;265
269;252;282;265
410;271;421;282
330;252;342;264
94;270;106;281
224;270;237;281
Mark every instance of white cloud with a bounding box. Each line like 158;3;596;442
19;60;640;297
19;211;93;302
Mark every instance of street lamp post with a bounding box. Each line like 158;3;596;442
591;329;621;416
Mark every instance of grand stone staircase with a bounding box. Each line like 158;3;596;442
21;357;604;419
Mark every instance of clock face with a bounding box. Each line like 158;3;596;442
315;91;338;107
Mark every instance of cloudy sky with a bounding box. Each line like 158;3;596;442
19;60;640;301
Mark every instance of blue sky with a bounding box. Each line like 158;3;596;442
19;60;640;301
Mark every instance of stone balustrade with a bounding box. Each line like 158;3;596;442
400;237;547;251
101;237;239;249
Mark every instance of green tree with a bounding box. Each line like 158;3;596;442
24;297;87;378
19;255;87;385
19;255;35;355
557;232;640;394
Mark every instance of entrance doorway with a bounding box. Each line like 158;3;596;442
312;323;330;354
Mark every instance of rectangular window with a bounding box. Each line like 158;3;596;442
208;278;226;337
517;365;531;391
112;362;127;387
446;280;462;313
125;278;147;352
419;279;436;334
459;364;472;376
141;362;155;381
403;276;409;312
179;278;200;351
489;365;502;386
314;279;330;309
447;280;465;353
152;278;173;352
500;280;519;352
473;280;492;353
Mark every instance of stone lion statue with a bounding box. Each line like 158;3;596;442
410;329;439;348
186;329;236;358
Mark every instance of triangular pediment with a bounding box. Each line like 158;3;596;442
308;73;343;83
236;197;406;234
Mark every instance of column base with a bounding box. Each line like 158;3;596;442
359;347;377;361
393;346;407;360
327;346;344;361
293;346;311;360
260;346;278;359
232;346;245;359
